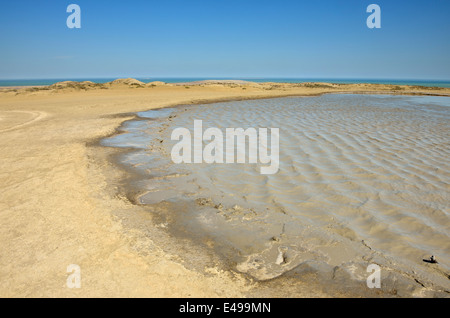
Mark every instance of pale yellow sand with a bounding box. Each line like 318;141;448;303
0;81;448;297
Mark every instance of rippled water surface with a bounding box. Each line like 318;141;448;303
103;94;450;295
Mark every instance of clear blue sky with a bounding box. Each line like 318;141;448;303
0;0;449;80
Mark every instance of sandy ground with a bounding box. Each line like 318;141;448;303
0;80;449;297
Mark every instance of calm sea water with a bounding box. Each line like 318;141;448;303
1;78;450;88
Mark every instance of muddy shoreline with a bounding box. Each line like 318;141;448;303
99;92;450;297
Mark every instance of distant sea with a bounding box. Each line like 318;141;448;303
1;78;450;88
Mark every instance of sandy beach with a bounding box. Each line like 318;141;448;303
0;80;449;297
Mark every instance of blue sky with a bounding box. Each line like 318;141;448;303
0;0;449;80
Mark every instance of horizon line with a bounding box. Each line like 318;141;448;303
1;77;450;82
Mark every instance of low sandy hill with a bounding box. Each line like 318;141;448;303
176;80;256;86
50;81;96;88
45;81;107;92
146;81;167;87
108;78;145;86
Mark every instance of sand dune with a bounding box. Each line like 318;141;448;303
109;78;146;86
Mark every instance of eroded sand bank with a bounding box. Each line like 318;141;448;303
0;80;449;297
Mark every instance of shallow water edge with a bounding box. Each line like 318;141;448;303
100;93;450;297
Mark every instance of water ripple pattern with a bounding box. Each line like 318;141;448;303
103;94;450;293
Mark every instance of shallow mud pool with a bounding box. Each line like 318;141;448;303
103;94;450;297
